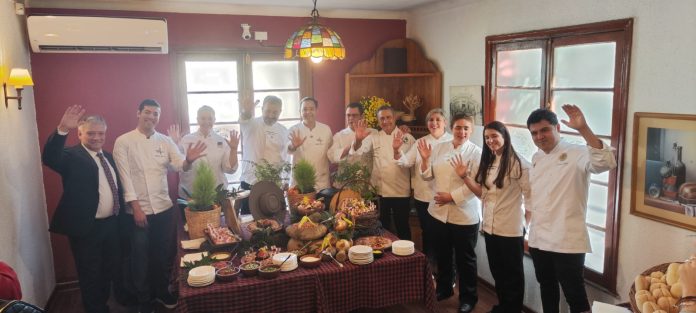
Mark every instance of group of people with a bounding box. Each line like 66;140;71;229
42;93;618;313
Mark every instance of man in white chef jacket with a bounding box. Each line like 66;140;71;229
327;102;377;183
526;104;616;313
287;97;332;191
237;95;290;214
350;105;415;240
113;99;206;313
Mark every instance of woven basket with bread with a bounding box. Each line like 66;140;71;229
629;262;683;313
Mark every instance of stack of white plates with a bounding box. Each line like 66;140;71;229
272;252;298;272
187;265;215;287
348;245;374;265
392;240;415;256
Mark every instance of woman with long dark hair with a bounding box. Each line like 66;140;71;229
455;120;531;313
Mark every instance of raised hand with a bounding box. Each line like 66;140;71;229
288;129;307;150
449;154;470;179
354;119;370;142
185;141;207;163
416;138;432;161
239;93;260;117
167;124;182;144
227;129;240;150
560;104;588;131
398;124;411;134
58;105;86;132
392;130;404;151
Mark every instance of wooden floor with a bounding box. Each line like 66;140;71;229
45;280;500;313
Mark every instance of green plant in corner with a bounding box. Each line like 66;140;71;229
178;162;220;212
293;159;317;194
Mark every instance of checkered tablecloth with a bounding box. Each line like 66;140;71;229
176;228;436;313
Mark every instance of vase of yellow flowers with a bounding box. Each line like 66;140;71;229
359;96;391;128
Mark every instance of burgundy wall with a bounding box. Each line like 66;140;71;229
30;8;405;283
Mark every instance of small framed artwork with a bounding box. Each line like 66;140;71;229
449;85;484;126
630;112;696;231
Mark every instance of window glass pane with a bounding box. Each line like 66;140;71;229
495;88;540;125
185;61;238;92
553;42;615;88
587;183;608;227
586;227;605;273
507;125;537;163
254;91;301;119
561;134;610;183
252;60;299;90
187;93;239;123
496;49;542;87
552;91;614;137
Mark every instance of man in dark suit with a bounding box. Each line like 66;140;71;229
42;105;124;313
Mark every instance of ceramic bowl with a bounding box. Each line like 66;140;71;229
239;261;260;277
215;266;240;282
372;250;384;259
258;265;281;279
299;255;322;268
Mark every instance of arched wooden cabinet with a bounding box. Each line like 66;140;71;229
344;38;442;137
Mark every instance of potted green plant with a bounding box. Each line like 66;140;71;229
253;159;291;189
288;159;318;214
179;162;223;239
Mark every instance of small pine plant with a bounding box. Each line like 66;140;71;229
293;159;317;194
183;162;218;211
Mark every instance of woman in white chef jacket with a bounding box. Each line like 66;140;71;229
418;113;481;312
456;120;531;313
394;108;453;259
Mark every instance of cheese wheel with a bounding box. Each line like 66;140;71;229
665;263;680;285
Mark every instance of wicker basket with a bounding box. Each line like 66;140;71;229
184;205;222;239
628;262;673;313
288;191;317;214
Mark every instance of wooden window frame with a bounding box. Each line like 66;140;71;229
484;18;633;293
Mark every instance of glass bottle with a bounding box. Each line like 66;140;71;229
673;145;686;190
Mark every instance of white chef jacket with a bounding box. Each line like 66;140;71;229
480;154;531;237
82;145;118;219
239;117;289;185
527;139;616;253
420;140;482;225
350;129;415;197
177;131;238;198
288;121;333;191
113;129;187;215
398;133;453;202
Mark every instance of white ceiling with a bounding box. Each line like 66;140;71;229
27;0;443;19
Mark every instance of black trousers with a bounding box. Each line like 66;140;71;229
484;232;525;313
529;247;590;313
68;216;119;313
129;208;176;304
414;200;432;257
428;214;478;306
239;181;252;215
378;196;411;240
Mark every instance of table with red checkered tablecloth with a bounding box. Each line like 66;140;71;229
175;224;436;313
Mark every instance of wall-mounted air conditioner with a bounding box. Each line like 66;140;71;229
27;15;168;54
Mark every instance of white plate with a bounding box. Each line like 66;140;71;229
349;245;373;255
189;265;216;278
187;279;214;287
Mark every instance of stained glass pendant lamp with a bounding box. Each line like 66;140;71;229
284;0;345;64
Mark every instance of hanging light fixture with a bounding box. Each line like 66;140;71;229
284;0;345;64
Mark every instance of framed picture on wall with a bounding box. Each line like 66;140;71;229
630;112;696;231
449;85;484;126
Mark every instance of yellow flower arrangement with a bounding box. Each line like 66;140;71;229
360;96;391;128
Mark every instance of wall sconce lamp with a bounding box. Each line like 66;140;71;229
3;68;34;110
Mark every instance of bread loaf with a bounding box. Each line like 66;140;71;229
650;282;667;292
636;275;649;291
670;282;682;298
635;290;655;309
657;296;677;313
652;286;671;299
665;263;680;285
642;301;660;313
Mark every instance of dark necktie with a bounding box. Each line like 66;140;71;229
96;152;120;216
